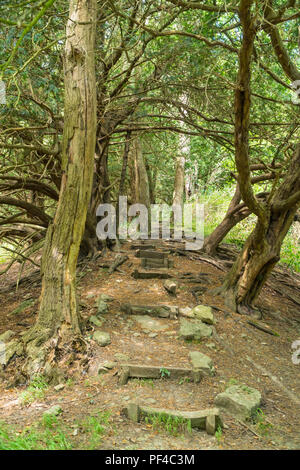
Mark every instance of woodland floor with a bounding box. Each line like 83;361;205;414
0;240;299;450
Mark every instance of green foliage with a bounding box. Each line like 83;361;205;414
79;411;111;450
202;188;300;273
160;367;171;378
0;418;71;450
252;408;273;437
19;374;48;405
215;425;223;443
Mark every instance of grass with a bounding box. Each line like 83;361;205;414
0;416;71;450
215;424;223;443
78;411;111;450
251;408;273;437
201;188;300;272
131;378;155;388
0;410;112;450
18;374;48;405
145;412;192;437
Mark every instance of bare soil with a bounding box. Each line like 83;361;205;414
0;240;299;450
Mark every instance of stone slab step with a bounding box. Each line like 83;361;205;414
119;364;202;385
132;269;172;279
123;403;222;435
120;303;178;318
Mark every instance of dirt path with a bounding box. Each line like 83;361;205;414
0;240;299;450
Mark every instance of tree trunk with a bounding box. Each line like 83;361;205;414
203;184;242;255
172;155;185;207
220;145;300;314
32;0;97;339
129;134;150;208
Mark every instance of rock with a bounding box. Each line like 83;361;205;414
189;351;215;376
179;318;213;340
206;342;216;350
191;305;214;324
97;298;108;315
0;330;15;343
99;294;114;302
178;307;193;318
102;361;117;369
214;384;261;420
148;333;158;338
54;384;65;392
206;414;216;435
93;331;111;347
132;315;169;332
121;304;178;318
132;269;171;280
164;279;177;295
114;353;130;362
43;405;62;417
89;315;103;327
145;398;156;404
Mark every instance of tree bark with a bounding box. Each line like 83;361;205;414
220;145;300;314
33;0;97;338
129;134;150;208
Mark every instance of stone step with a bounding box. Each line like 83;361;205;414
121;303;178;318
119;364;202;385
141;258;174;269
132;269;172;279
123;403;223;435
135;250;169;259
130;242;156;250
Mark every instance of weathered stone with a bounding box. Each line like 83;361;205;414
43;405;62;417
132;269;171;279
0;330;15;343
119;364;200;384
121;303;178;318
191;305;214;324
89;315;103;327
206;414;216;435
54;384;65;391
119;366;130;385
99;294;114;302
102;361;117;369
97;299;108;315
164;280;177;295
114;353;130;362
130;243;156;250
132;315;169;332
214;384;262;420
141;258;174;269
93;331;111;347
136;250;167;259
178;307;194;318
179;318;213;340
125;404;222;433
189;351;215;376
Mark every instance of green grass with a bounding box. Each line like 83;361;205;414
145;412;192;436
0;410;112;450
78;411;111;450
201;188;300;272
0;416;71;450
251;408;273;436
19;374;48;405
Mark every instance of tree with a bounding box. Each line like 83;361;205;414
217;0;300;315
22;0;97;368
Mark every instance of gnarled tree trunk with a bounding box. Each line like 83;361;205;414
221;147;300;314
29;0;97;343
